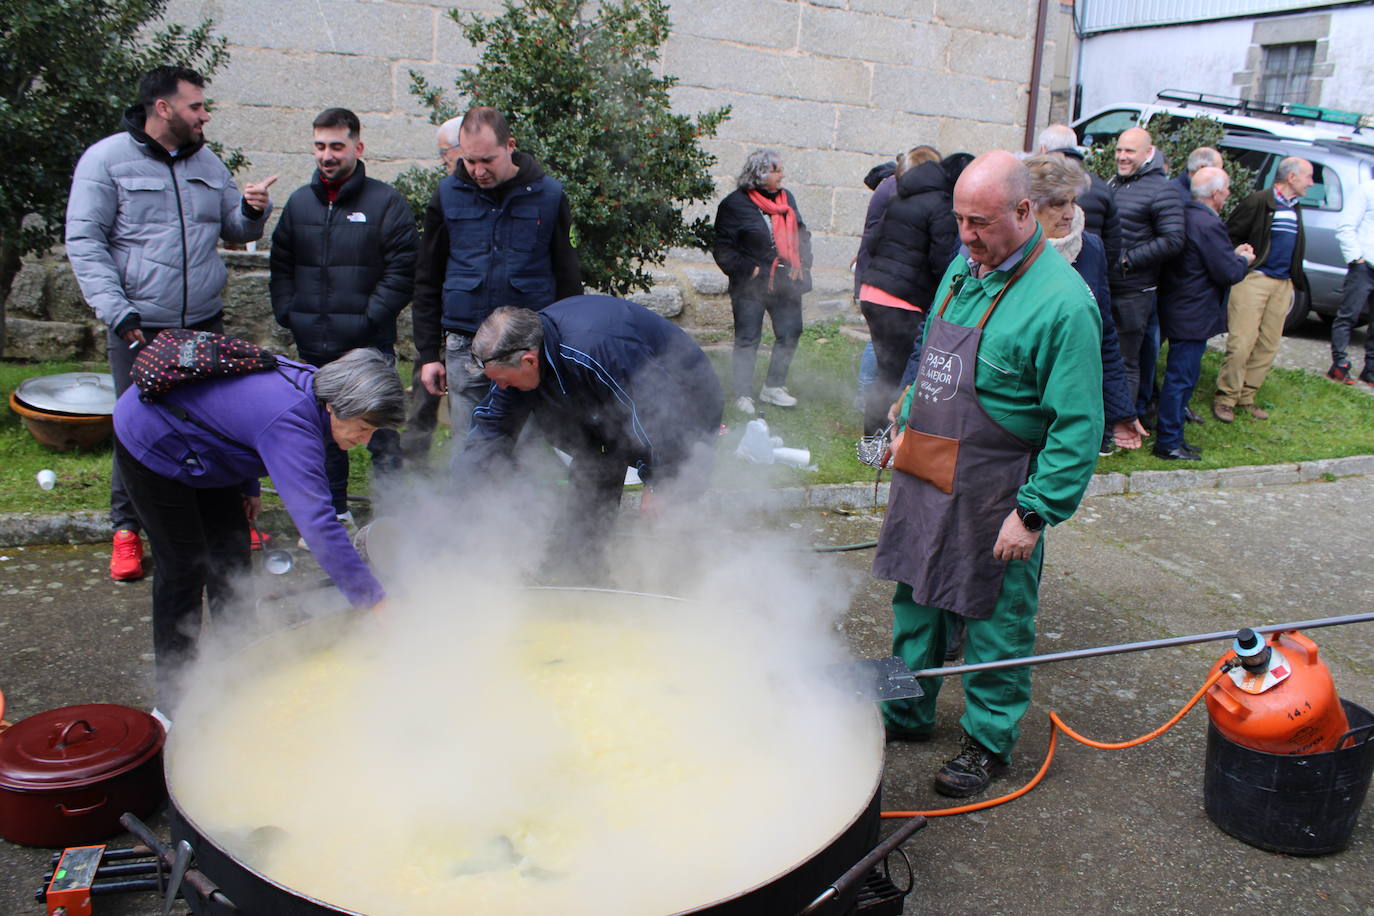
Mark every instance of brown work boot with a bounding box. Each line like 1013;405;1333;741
1241;404;1270;420
1211;402;1234;424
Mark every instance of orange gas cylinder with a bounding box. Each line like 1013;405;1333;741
1205;628;1350;755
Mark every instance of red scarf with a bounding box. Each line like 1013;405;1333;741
747;189;802;291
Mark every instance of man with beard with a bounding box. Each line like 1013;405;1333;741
66;65;278;581
411;106;582;444
270;108;418;523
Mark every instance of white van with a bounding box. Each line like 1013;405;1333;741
1072;90;1373;150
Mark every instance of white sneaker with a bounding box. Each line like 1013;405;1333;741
735;396;756;415
759;386;798;407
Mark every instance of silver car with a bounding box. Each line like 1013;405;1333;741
1214;133;1374;332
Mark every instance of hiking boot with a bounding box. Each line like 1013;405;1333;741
1212;402;1234;423
1328;360;1356;384
934;733;1007;798
110;529;144;581
759;386;798;407
1360;367;1374;388
734;395;756;415
1242;404;1270;420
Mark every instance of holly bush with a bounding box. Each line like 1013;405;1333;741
1084;114;1256;220
406;0;730;295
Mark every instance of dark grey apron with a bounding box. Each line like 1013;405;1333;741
872;240;1043;619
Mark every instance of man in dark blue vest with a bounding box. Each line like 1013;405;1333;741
411;106;582;445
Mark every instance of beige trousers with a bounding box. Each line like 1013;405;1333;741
1215;272;1292;408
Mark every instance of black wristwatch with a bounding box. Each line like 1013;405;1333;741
1015;505;1045;532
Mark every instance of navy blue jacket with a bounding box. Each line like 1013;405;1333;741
411;151;582;364
1071;233;1135;423
462;295;723;484
1159;200;1251;340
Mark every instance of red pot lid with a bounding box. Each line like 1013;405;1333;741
0;704;164;790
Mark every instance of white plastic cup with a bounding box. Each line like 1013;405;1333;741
36;470;56;491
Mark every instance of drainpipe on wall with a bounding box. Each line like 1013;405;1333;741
1023;0;1052;151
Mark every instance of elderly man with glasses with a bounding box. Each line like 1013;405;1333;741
454;295;723;580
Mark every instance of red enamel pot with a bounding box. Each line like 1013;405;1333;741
0;703;166;847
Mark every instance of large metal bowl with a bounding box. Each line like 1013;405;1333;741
165;589;885;915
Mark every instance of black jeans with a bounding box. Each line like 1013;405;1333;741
731;290;802;397
1110;287;1156;411
114;441;250;707
1332;261;1374;367
859;301;926;435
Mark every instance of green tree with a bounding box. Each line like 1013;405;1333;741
406;0;730;295
0;0;236;356
1083;114;1256;220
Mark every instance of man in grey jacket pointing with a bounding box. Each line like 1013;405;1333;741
66;65;277;581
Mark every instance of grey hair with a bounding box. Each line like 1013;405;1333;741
1023;153;1090;208
1187;147;1222;175
1036;123;1078;153
736;148;782;190
1276;156;1309;182
1191;167;1229;199
312;349;406;427
471;306;545;370
436;116;463;147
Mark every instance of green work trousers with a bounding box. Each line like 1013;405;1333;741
881;537;1045;763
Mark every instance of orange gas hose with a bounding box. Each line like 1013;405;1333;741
880;666;1230;819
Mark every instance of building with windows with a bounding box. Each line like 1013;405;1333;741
1072;0;1374;120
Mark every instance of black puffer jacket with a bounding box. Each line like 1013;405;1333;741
1109;157;1185;290
269;162;419;360
712;187;813;298
860;160;957;307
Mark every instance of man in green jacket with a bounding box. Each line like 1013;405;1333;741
872;150;1103;798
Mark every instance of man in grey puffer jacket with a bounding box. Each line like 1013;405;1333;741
66;65;277;581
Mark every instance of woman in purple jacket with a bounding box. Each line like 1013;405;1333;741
113;348;405;712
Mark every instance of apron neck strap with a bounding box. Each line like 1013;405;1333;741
934;235;1046;328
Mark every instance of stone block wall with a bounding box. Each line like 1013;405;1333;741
6;0;1060;361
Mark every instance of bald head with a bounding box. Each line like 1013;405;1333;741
1116;127;1154;178
1191;166;1230;212
952;151;1036;271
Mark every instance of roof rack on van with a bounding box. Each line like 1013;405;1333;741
1156;89;1370;133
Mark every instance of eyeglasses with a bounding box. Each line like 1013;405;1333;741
466;346;531;373
438;143;460;162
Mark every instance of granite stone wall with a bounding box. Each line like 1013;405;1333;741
6;0;1058;361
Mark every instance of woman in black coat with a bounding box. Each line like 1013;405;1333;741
1025;153;1147;453
856;146;958;436
712;149;812;414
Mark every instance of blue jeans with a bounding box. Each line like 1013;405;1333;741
1156;339;1205;450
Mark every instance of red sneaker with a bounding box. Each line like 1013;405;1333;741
110;529;145;581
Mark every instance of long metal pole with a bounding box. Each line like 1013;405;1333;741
910;611;1374;680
